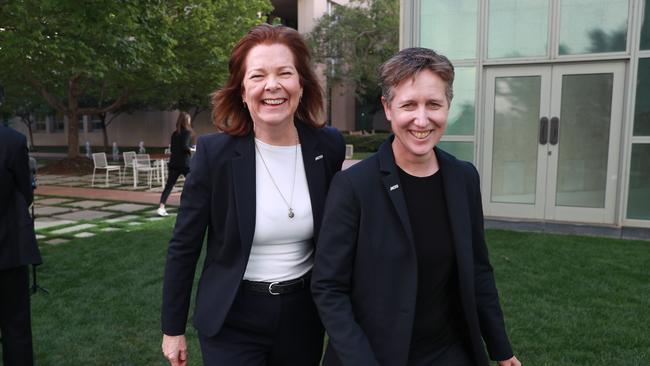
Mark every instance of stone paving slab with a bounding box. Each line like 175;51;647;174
34;219;76;230
55;210;114;221
37;198;74;205
74;232;96;238
65;200;111;209
104;215;140;223
36;234;46;240
100;227;121;232
127;222;143;226
50;223;97;235
146;217;164;221
45;238;69;245
35;206;73;216
102;203;153;213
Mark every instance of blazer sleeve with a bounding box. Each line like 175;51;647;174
312;172;381;366
13;134;33;206
182;130;192;155
161;136;211;335
468;164;514;361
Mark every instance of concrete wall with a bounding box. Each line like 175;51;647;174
9;109;221;150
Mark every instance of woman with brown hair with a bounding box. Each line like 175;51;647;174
157;112;193;217
161;24;345;366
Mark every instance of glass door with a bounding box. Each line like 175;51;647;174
483;66;551;219
483;62;624;224
545;63;624;223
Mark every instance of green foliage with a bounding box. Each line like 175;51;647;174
0;1;272;157
307;0;398;105
153;0;273;113
343;132;389;152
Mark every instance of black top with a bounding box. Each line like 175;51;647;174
168;129;193;169
398;167;463;359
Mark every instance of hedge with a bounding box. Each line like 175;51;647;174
342;133;390;152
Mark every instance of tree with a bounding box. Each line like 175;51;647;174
0;1;271;158
0;77;52;148
157;1;273;118
307;0;399;109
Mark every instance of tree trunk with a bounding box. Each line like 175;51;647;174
27;123;34;149
67;111;80;158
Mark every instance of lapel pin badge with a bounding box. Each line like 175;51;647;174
390;184;399;191
315;154;323;161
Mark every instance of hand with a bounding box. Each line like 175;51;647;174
162;334;188;366
498;355;521;366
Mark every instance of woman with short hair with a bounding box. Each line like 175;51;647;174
312;47;521;366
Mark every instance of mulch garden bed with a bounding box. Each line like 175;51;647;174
39;157;94;176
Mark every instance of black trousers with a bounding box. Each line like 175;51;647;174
160;166;189;205
0;265;34;366
408;340;475;366
198;283;324;366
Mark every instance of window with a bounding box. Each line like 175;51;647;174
447;67;476;135
420;0;477;60
87;115;103;132
558;0;629;55
50;114;65;133
627;144;650;220
641;0;650;50
634;58;650;136
34;115;47;132
488;0;549;59
437;141;474;163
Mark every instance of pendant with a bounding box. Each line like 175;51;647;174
288;208;295;219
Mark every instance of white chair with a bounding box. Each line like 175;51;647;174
92;153;122;187
122;151;137;184
153;159;167;185
133;153;156;188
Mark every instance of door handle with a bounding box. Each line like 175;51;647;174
550;117;559;145
539;117;549;145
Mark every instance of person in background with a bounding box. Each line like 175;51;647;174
0;124;42;366
157;111;194;217
312;48;521;366
160;24;345;366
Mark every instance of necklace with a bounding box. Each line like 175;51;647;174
254;135;299;219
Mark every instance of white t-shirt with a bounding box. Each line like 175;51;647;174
243;138;314;282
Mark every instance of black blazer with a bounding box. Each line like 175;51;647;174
0;125;42;270
162;122;345;337
312;137;513;366
168;129;193;170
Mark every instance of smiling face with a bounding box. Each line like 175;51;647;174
382;69;449;165
242;43;303;134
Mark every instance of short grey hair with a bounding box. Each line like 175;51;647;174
379;47;455;104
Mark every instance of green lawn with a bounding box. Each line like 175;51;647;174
14;222;650;365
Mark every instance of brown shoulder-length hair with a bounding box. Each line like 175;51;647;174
175;111;192;134
211;24;324;136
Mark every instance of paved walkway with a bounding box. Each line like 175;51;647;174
36;185;180;206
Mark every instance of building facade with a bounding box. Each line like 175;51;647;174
402;0;650;228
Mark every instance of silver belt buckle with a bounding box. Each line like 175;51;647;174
268;281;281;295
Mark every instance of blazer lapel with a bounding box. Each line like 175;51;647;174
437;148;474;287
296;122;327;238
231;134;256;253
378;138;415;247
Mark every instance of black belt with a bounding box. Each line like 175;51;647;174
242;273;309;296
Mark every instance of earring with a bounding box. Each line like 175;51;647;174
242;100;247;109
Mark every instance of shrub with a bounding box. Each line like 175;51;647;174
342;133;390;152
